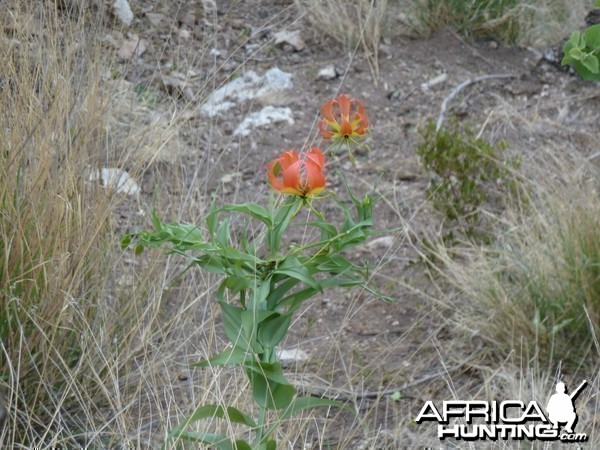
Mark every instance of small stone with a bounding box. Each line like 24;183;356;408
220;172;242;184
317;64;337;80
277;349;309;365
177;11;196;28
179;29;192;41
112;0;134;26
177;371;189;381
273;29;305;52
489;40;498;49
234;106;294;137
146;12;166;27
161;72;194;100
231;19;246;30
89;168;140;196
118;35;148;61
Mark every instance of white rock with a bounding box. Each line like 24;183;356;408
234;106;294;137
273;29;305;52
317;64;337;80
89;168;140;195
276;348;309;364
366;236;396;249
420;73;447;91
113;0;134;26
201;67;293;117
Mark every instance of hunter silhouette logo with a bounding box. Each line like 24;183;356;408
546;380;587;434
415;379;589;442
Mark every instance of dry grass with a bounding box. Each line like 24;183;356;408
1;0;599;449
294;0;390;83
410;128;600;445
411;0;589;46
0;1;204;447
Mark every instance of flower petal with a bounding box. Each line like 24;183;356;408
305;159;326;196
306;147;325;168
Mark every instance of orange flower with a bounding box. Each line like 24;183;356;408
318;94;369;143
267;148;326;198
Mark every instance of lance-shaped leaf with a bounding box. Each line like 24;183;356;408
244;360;296;410
220;203;272;227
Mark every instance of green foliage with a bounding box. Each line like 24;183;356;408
561;24;600;81
416;119;520;239
419;0;520;42
124;182;388;448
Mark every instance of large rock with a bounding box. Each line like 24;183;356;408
201;67;293;117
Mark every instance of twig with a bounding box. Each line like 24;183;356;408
436;73;517;132
299;343;484;402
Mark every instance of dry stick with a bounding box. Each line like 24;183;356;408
436;74;518;132
301;343;484;401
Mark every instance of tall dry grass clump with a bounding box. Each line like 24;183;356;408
427;150;600;368
413;0;588;46
0;2;172;447
294;0;389;82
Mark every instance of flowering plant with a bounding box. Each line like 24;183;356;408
122;94;387;449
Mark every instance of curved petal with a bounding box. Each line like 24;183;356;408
278;150;299;170
267;160;285;192
321;100;335;122
337;94;351;118
304;160;326;196
306;147;325;168
282;160;302;193
318;120;335;140
340;116;353;137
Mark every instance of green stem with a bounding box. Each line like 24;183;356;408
254;404;267;448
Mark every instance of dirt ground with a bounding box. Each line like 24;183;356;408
104;0;600;447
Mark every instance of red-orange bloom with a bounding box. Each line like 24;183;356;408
318;94;369;143
267;148;326;198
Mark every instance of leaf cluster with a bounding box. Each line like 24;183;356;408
561;24;600;81
122;185;388;448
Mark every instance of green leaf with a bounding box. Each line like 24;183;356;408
151;209;163;231
267;278;301;309
235;441;253;450
267;199;300;252
220;203;272;227
569;47;585;61
164;431;235;450
581;54;599;73
273;256;320;291
561;40;574;66
216;218;231;247
120;234;132;249
584;24;600;49
192;254;228;275
192;346;248;367
218;301;248;347
571;59;600;80
257;312;293;348
206;196;219;238
181;404;256;428
279;396;354;421
244;361;295;410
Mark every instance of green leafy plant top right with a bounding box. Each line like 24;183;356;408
561;3;600;81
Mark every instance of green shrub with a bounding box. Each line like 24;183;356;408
416;119;520;240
